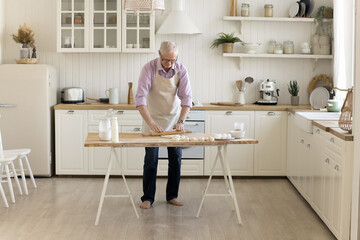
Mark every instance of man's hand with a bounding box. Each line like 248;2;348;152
149;122;163;133
173;122;184;131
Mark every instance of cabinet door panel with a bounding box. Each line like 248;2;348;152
55;110;88;174
254;111;287;176
205;111;254;176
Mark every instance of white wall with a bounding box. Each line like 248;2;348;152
0;0;4;64
2;0;333;104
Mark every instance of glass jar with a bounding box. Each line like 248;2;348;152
241;3;250;17
283;40;294;54
267;39;276;53
99;118;111;141
274;43;283;54
264;4;273;17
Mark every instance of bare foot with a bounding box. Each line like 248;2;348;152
140;200;151;209
167;198;183;206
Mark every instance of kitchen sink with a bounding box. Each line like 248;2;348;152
294;112;341;133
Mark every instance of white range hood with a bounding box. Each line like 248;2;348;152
156;0;201;35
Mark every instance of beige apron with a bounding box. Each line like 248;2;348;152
142;66;181;134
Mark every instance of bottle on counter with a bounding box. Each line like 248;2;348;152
111;116;119;142
264;4;273;17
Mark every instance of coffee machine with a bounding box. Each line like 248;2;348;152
257;79;280;105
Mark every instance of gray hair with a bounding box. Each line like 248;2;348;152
159;41;178;55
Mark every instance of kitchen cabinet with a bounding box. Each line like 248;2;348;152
57;0;89;52
254;111;287;176
204;111;254;176
287;121;353;240
286;113;298;185
122;9;155;52
90;0;122;52
58;0;154;52
55;110;88;174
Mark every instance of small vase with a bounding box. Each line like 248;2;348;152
291;96;299;106
222;43;234;53
20;43;30;59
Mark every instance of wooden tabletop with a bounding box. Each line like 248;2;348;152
84;133;258;147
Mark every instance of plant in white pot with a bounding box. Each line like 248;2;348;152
210;32;242;53
288;80;300;106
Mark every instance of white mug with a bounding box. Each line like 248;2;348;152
106;88;119;104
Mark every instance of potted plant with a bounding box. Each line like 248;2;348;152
210;32;242;53
288;80;300;106
11;23;36;59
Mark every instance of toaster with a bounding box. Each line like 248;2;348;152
61;87;84;103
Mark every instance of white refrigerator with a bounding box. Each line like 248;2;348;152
0;64;58;176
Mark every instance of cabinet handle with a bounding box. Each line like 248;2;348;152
184;123;199;126
225;111;232;115
330;137;335;143
67;110;74;114
307;144;311;149
186;115;190;119
334;165;340;171
288;113;291;116
300;139;304;144
133;127;141;132
116;110;124;115
316;129;320;134
325;158;330;163
267;112;275;115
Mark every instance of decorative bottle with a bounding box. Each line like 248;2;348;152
111;116;119;142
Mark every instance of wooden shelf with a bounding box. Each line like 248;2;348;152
223;16;333;23
223;53;333;70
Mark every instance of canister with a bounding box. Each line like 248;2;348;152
241;3;250;17
264;4;273;17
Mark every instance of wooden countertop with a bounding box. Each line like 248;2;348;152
84;133;258;147
55;102;311;111
313;121;354;141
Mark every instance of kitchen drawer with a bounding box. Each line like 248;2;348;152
325;133;343;157
313;126;327;138
88;110;142;126
158;160;203;176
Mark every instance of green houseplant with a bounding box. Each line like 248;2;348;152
288;80;300;106
210;32;242;53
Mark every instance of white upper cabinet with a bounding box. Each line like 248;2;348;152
57;0;155;52
121;10;155;53
90;0;121;52
57;0;90;52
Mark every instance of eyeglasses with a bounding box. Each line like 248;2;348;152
159;53;177;64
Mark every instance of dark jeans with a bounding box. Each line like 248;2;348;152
141;147;182;204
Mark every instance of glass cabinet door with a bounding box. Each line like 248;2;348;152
122;11;155;52
90;0;121;52
58;0;88;52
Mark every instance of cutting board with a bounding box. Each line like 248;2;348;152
142;130;192;136
210;102;243;106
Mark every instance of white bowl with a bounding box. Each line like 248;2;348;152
243;43;261;54
230;130;246;139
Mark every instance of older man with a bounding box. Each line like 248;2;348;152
135;41;192;209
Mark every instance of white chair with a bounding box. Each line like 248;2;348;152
0;153;22;206
3;149;37;195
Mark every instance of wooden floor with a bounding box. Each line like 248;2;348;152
0;177;335;240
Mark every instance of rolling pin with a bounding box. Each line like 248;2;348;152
142;130;192;136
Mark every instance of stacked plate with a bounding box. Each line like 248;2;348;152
289;0;315;18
